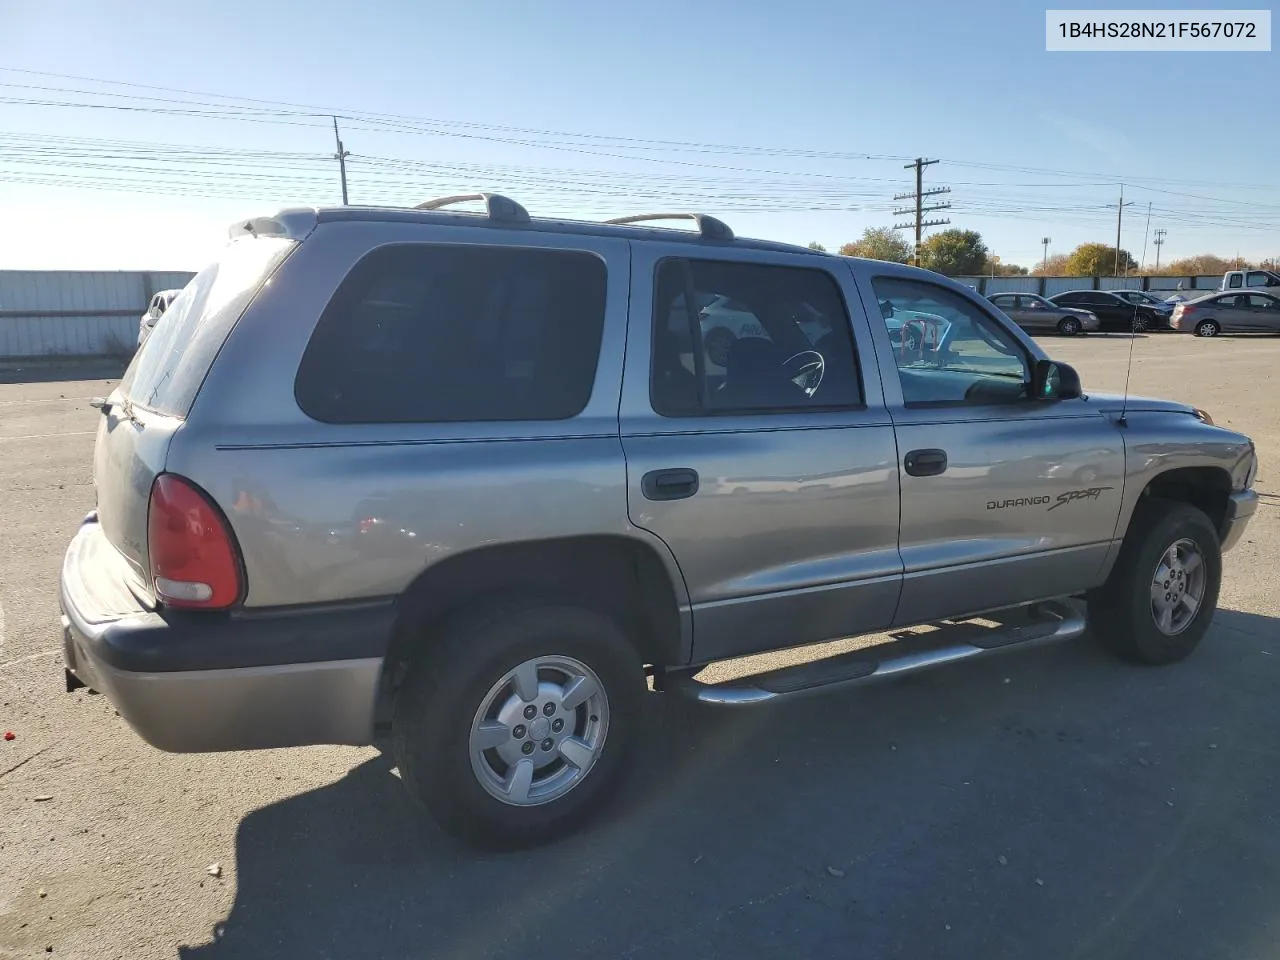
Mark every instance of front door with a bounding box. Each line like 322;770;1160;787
1241;293;1280;331
853;270;1126;625
1016;296;1056;331
619;247;902;665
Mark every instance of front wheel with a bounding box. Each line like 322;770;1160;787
1057;316;1082;336
1132;314;1149;333
392;598;644;849
1087;500;1221;665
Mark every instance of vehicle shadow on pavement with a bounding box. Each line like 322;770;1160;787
0;360;127;384
180;610;1280;960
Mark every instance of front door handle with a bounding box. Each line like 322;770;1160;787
641;468;700;501
904;448;947;477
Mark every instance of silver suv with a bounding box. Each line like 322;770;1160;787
61;194;1259;849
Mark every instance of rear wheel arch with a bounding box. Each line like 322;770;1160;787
381;534;687;701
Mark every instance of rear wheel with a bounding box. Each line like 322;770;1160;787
1057;316;1082;336
1087;499;1221;665
392;597;644;849
1195;319;1220;338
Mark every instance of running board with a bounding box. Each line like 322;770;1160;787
669;600;1086;705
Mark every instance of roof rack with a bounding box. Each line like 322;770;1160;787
414;193;530;225
603;213;734;241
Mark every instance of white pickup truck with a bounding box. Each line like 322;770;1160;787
1165;269;1280;304
1222;269;1280;291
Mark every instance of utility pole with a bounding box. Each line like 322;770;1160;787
1041;236;1052;272
1153;228;1167;272
1140;201;1152;271
332;116;350;205
893;158;950;267
1107;185;1135;277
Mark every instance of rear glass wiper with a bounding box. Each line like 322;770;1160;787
89;396;138;423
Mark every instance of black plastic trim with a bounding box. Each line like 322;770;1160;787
65;598;396;675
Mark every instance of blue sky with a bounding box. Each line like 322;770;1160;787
0;0;1275;269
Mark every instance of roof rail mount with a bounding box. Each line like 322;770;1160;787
604;213;734;241
414;193;530;225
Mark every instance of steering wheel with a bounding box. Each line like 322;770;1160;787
783;350;825;397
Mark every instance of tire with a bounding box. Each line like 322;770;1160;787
704;327;735;368
1195;320;1220;338
1057;316;1082;336
1087;499;1221;665
1131;314;1149;333
392;596;644;850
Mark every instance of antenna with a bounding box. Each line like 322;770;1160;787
1118;300;1138;427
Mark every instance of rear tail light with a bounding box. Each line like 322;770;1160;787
147;474;243;609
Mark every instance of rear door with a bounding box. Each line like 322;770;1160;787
1212;294;1249;331
619;246;902;664
989;294;1024;325
94;236;295;592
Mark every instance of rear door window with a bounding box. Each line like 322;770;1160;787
122;237;294;418
649;258;862;417
294;244;607;423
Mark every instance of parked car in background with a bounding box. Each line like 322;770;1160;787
1222;269;1280;291
1171;291;1280;336
1048;290;1157;332
137;289;183;348
987;292;1099;336
1112;289;1175;326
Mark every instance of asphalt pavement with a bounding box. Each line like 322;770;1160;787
1;334;1277;960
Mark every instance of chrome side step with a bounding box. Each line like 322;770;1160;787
669;600;1086;706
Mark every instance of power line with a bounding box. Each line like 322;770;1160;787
5;69;1280;197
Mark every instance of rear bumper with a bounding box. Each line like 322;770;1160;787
60;516;395;753
1220;489;1258;553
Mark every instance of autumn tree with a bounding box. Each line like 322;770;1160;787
983;256;1029;276
838;227;912;263
1064;243;1136;277
1032;253;1070;276
918;229;989;276
1161;254;1250;276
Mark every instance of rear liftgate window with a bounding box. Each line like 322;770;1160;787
123;237;295;418
295;244;608;424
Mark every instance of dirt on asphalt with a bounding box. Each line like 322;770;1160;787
1;335;1277;960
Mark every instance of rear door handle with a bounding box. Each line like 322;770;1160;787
903;449;947;477
641;468;700;501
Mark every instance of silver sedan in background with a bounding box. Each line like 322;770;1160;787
1172;291;1280;337
986;292;1100;336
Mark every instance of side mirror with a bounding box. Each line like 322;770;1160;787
879;299;895;318
1032;360;1082;401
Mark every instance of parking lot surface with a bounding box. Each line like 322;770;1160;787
1;335;1278;960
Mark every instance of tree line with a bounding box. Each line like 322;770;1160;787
808;228;1278;278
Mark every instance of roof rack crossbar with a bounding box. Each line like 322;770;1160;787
603;213;734;241
414;193;530;225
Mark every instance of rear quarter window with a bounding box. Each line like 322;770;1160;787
122;238;295;418
294;244;608;424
